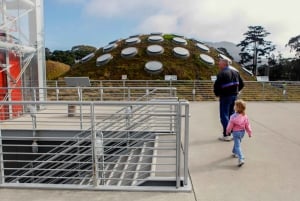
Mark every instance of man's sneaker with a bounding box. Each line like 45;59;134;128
238;159;245;167
218;136;232;141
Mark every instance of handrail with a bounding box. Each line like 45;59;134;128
1;98;190;190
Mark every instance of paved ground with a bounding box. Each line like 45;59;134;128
1;102;300;201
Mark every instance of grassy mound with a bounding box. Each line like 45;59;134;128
46;60;70;80
60;34;255;81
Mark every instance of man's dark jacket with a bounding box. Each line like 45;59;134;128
213;67;244;97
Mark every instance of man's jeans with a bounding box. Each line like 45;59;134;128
232;130;245;161
219;95;237;136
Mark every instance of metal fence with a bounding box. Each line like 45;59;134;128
2;80;299;103
46;80;300;101
0;100;190;191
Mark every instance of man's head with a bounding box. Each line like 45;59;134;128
218;59;229;70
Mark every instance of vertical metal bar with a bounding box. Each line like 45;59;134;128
78;87;83;129
90;103;98;187
176;102;182;188
0;128;5;184
183;102;189;185
169;79;172;96
127;87;130;101
193;80;196;101
55;81;59;101
283;82;287;101
262;82;265;101
146;81;149;101
33;87;37;102
100;88;103;101
123;80;125;101
146;88;149;101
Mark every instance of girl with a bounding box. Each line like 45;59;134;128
226;99;252;167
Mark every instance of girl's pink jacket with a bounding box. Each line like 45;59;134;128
226;113;252;137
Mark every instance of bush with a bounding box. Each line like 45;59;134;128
46;60;70;80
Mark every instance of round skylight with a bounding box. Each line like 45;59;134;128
145;61;163;73
129;34;142;38
242;67;254;76
147;45;164;55
121;47;138;58
172;37;187;45
196;43;210;52
80;53;95;63
219;54;232;64
191;38;205;44
108;39;121;44
150;32;163;36
229;65;238;72
173;33;184;38
96;53;113;66
173;47;190;59
103;43;118;53
148;35;164;43
125;37;141;45
200;54;215;65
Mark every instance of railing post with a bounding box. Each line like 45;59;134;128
262;82;265;101
0;128;5;184
176;101;182;188
283;82;287;101
78;87;83;129
55;81;59;101
123;80;126;101
192;89;195;101
183;102;190;186
127;87;131;101
100;88;103;101
33;87;37;102
90;103;99;187
193;80;196;101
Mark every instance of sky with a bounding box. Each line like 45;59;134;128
44;0;300;57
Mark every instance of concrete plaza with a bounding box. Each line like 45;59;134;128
1;102;300;201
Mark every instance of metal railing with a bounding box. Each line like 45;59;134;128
0;86;176;102
45;80;300;101
2;80;299;103
0;100;190;191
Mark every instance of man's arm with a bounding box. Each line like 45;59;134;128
213;77;221;97
238;74;244;91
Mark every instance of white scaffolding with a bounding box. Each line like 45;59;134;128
0;0;45;103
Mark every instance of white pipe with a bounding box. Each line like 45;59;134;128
0;41;35;53
6;0;35;9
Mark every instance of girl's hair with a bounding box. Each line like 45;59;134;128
235;99;246;115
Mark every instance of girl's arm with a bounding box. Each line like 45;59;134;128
245;116;252;137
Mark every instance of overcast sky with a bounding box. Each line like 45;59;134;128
44;0;300;57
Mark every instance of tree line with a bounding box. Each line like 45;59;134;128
46;45;96;66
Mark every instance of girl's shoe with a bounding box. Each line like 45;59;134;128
238;159;245;167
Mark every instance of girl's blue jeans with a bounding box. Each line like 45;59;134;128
232;130;245;161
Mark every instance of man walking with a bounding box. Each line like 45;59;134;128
214;59;244;141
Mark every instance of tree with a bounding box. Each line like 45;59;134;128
286;35;300;58
48;50;76;66
217;47;234;60
237;26;275;75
